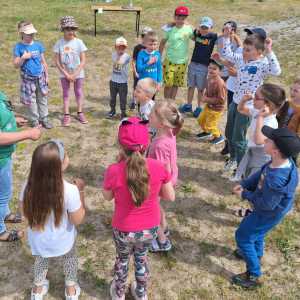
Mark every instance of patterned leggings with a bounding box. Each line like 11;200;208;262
34;241;78;287
113;226;158;299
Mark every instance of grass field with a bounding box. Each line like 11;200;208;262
0;0;300;299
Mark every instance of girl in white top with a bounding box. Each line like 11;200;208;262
18;140;85;300
233;83;289;217
54;16;88;127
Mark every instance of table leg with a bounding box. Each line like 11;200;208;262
94;10;97;36
136;11;140;37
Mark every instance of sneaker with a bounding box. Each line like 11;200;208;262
230;169;242;182
164;226;170;237
110;280;125;300
32;120;40;128
107;109;116;119
149;237;171;252
179;103;192;113
193;107;202;118
65;283;81;300
64;115;71;127
31;279;49;300
232;271;264;288
77;113;88;124
131;281;148;300
121;112;128;120
209;135;224;145
129;101;136;111
41;119;52;129
223;159;237;172
196;132;212;138
221;140;229;155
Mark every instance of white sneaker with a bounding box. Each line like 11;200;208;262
110;280;125;300
65;283;81;300
230;171;242;182
131;281;148;300
31;279;49;300
223;160;237;172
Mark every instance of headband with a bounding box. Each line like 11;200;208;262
47;140;65;163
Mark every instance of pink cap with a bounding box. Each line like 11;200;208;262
118;116;149;151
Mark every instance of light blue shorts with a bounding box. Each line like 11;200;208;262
187;61;208;90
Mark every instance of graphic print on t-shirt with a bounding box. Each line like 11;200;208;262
113;59;125;75
30;50;40;60
60;47;80;74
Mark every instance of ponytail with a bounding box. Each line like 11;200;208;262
119;142;150;207
154;99;185;136
276;101;289;128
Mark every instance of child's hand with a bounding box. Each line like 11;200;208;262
45;77;50;86
28;125;42;140
223;25;231;38
134;71;139;78
258;106;271;118
66;74;76;83
211;52;221;60
72;178;84;191
15;117;28;127
148;55;159;66
22;51;32;60
264;37;273;53
167;21;175;28
233;184;244;199
228;66;238;77
241;93;253;103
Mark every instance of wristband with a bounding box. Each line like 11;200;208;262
79;191;84;193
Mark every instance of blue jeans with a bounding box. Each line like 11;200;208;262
235;211;283;277
0;157;12;233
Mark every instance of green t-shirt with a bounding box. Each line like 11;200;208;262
0;91;18;170
163;24;194;64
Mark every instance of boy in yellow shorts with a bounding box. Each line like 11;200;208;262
197;59;227;144
158;6;194;100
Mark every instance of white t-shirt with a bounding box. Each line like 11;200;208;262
139;99;156;134
215;38;238;78
20;180;82;258
226;46;243;92
110;53;130;83
248;108;278;148
54;38;87;79
223;38;281;106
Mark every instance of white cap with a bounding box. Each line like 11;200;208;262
115;37;127;48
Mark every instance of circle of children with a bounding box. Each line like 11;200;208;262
1;5;300;300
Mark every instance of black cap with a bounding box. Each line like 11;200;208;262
223;21;237;30
244;28;267;38
262;126;300;157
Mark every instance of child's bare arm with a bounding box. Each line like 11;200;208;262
185;20;195;31
254;108;270;145
237;93;252;116
233;34;243;47
211;52;234;68
159;38;167;56
216;31;224;39
40;53;49;86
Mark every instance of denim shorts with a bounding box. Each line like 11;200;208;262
187;61;208;90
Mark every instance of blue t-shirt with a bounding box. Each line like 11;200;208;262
13;41;45;76
136;50;162;83
191;30;218;66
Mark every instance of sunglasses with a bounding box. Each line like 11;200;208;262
3;99;12;111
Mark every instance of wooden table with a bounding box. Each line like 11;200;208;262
92;6;143;37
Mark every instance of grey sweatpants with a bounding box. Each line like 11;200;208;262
109;80;128;113
34;241;78;287
27;79;49;122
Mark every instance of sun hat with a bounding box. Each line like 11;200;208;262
18;23;37;34
118;116;149;151
262;126;300;158
115;37;128;48
60;16;78;31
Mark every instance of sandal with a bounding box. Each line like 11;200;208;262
235;208;252;217
4;212;22;223
0;229;23;242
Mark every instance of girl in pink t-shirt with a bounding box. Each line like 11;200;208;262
147;99;184;252
102;116;175;300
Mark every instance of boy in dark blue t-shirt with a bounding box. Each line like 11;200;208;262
179;17;223;117
232;126;300;288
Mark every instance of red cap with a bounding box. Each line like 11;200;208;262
175;6;189;16
118;116;150;151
